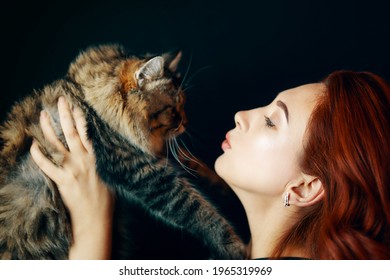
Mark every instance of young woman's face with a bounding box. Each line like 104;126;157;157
215;83;323;198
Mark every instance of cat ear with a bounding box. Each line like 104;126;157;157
162;51;182;73
135;56;164;88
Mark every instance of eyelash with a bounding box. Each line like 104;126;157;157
264;116;275;128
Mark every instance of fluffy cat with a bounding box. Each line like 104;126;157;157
0;44;246;259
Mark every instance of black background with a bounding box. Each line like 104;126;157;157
1;0;389;168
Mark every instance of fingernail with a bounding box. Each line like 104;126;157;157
58;96;65;104
40;110;47;118
31;138;37;146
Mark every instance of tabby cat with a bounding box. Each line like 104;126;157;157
0;44;245;259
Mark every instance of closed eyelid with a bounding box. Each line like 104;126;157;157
264;115;276;128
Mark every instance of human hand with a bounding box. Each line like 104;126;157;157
30;96;114;259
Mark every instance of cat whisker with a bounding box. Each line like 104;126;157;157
183;65;211;87
167;136;198;177
175;138;203;168
176;128;206;154
181;85;195;93
167;138;181;167
173;137;202;174
178;53;193;91
179;65;211;98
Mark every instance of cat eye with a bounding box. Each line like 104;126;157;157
264;116;275;128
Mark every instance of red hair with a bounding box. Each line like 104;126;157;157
273;71;390;259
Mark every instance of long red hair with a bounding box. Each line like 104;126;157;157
273;71;390;259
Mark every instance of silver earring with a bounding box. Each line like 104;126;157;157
284;192;290;207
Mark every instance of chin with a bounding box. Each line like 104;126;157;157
214;154;225;179
214;155;241;193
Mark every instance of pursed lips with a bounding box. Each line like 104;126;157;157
221;132;232;151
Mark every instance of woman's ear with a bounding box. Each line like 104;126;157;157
287;174;324;208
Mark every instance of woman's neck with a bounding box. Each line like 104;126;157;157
245;199;285;258
235;190;306;259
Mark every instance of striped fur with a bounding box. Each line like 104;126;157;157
0;44;245;259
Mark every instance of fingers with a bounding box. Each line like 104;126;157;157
72;106;94;154
58;96;87;154
30;139;63;184
40;110;68;154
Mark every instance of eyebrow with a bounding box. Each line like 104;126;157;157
276;100;289;123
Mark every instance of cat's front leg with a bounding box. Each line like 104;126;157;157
121;171;247;259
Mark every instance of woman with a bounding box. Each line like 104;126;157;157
30;70;390;259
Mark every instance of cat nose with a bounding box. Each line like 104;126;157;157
181;113;188;127
172;111;187;134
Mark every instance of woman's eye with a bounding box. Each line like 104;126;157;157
264;116;275;128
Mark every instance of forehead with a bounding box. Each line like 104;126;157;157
276;83;324;123
278;83;323;101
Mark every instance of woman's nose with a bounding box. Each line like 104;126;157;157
234;111;247;131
